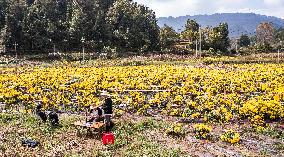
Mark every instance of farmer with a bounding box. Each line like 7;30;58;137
100;91;114;132
87;106;104;123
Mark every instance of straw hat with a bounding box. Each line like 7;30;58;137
100;91;111;97
90;105;95;110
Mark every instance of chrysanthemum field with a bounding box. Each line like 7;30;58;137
0;58;283;156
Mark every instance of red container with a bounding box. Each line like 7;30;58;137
102;132;115;145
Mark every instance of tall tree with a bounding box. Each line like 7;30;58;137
22;0;48;51
68;0;116;51
159;24;178;52
106;0;159;53
256;22;275;45
180;19;200;50
0;0;7;29
47;0;69;48
0;0;8;51
209;23;230;53
276;28;284;42
185;19;199;32
4;0;26;51
238;34;251;47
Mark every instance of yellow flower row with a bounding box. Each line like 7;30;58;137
0;64;283;124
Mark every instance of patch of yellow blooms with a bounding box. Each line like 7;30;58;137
220;130;240;144
193;123;212;139
0;64;283;125
166;123;184;136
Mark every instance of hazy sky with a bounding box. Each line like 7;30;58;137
133;0;284;19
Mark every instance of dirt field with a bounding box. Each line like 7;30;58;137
0;112;283;156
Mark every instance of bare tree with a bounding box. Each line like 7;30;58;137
256;22;275;45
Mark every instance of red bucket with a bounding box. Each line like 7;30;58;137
102;132;115;145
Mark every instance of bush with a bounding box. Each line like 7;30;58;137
255;43;273;53
166;123;185;137
193;123;212;139
239;98;284;123
220;130;240;144
102;46;118;59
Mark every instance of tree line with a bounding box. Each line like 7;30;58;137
160;20;284;55
160;20;230;55
0;0;159;56
0;0;283;57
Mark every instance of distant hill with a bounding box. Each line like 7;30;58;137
157;13;284;37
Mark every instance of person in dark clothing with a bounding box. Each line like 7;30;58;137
103;98;113;114
48;112;59;126
87;106;104;123
36;104;47;123
102;97;113;132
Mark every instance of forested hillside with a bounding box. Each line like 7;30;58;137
158;13;284;37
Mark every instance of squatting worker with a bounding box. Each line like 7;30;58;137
87;91;111;123
88;106;103;123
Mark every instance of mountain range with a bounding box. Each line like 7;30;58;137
157;13;284;37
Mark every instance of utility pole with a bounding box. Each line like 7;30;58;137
278;49;280;64
13;42;19;75
14;42;18;59
236;42;238;53
199;27;202;57
53;44;56;55
195;40;198;57
278;41;282;64
236;37;240;54
81;37;85;62
83;44;85;62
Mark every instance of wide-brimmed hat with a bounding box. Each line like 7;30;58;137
100;91;111;97
90;106;95;110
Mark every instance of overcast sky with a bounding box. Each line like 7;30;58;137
133;0;284;19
